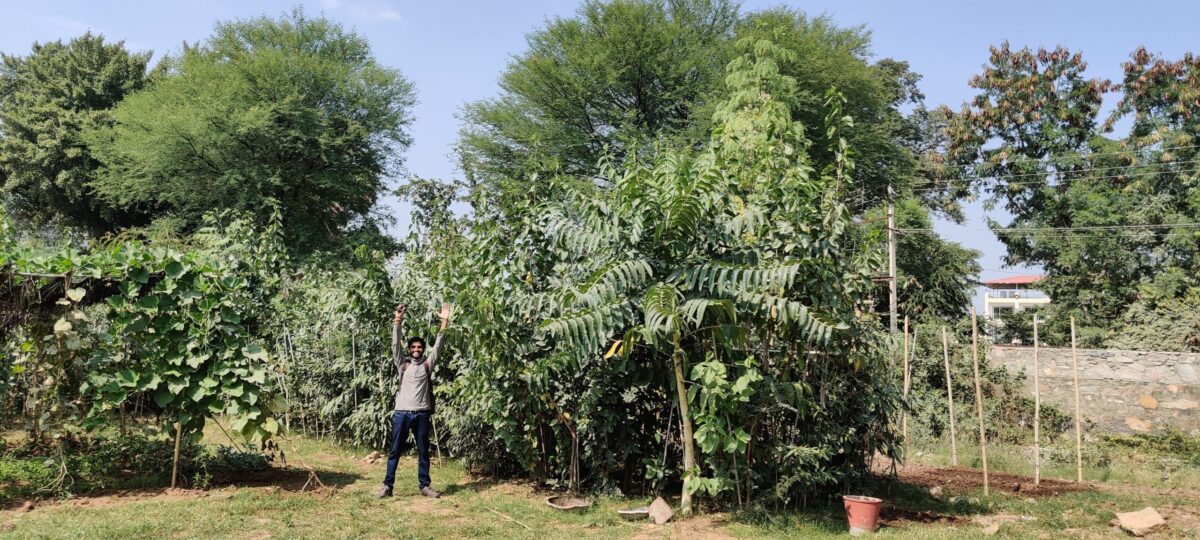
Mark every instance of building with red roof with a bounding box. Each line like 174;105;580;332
982;274;1049;320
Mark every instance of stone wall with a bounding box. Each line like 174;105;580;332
987;346;1200;434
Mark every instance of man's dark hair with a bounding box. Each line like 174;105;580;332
407;336;426;348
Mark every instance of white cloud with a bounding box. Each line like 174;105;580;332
42;17;97;35
320;0;404;23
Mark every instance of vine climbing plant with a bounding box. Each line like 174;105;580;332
1;211;281;483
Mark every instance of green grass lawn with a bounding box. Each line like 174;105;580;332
2;429;1198;539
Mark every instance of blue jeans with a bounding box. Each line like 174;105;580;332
383;410;432;489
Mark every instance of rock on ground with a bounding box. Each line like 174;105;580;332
648;497;674;525
1116;507;1166;537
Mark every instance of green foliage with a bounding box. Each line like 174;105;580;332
264;246;407;448
1107;281;1200;352
1;216;281;443
1;433;270;502
687;356;760;498
83;245;278;440
458;2;975;337
729;10;927;211
902;320;1071;447
1097;430;1200;466
85;9;415;255
860;199;981;321
992;306;1043;346
0;32;151;233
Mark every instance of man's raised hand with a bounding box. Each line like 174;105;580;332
394;304;406;325
439;303;451;330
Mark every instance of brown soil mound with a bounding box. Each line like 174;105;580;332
896;464;1089;498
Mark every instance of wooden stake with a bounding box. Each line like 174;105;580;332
1070;316;1083;483
902;316;910;465
486;506;533;531
970;307;988;496
171;420;183;489
941;326;958;467
1033;313;1041;485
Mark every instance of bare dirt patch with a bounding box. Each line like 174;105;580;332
629;512;737;540
895;464;1089;498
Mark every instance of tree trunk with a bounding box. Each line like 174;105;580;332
671;332;696;516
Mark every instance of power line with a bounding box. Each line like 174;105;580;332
912;157;1200;187
907;165;1200;194
916;142;1200;164
897;229;1200;240
899;222;1200;233
981;267;1042;275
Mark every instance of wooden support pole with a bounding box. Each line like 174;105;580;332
970;307;988;496
1033;313;1041;485
941;326;958;467
887;191;897;334
171;421;183;489
1070;316;1083;483
902;315;910;465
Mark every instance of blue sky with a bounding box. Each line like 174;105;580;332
3;0;1197;310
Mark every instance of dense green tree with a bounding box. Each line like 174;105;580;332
459;3;950;217
86;10;415;254
457;0;738;221
434;40;899;510
947;44;1200;347
0;33;151;233
457;1;976;328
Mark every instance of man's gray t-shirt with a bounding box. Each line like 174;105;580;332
393;326;443;411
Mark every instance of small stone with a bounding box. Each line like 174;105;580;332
928;486;945;500
982;523;1000;535
648;496;673;525
20;501;33;512
1138;395;1158;410
1024;498;1037;504
974;514;1022;527
1160;399;1198;410
1125;416;1153;432
1176;364;1198;382
1116;507;1165;537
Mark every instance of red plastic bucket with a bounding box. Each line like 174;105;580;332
842;495;883;535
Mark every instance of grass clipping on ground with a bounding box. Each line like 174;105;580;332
3;431;1200;539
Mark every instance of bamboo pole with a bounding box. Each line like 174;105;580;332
941;326;958;466
1033;313;1041;485
970;307;988;496
902;316;910;465
1070;316;1083;483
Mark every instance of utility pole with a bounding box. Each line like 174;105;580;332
887;184;897;334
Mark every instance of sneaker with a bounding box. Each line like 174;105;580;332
376;485;393;498
420;486;440;498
